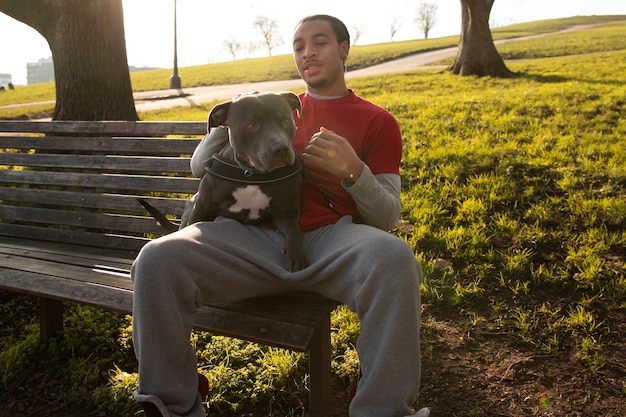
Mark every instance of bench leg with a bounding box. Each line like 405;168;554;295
39;298;64;343
308;313;332;417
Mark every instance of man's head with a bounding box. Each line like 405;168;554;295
292;15;351;96
296;14;350;46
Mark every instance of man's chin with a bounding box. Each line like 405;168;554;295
305;77;327;90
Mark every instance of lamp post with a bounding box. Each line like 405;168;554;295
169;0;182;89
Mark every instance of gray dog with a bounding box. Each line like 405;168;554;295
140;91;306;271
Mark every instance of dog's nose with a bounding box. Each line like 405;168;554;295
272;142;290;158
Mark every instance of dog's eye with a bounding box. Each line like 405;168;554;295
247;122;259;129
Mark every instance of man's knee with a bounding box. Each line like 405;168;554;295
365;233;417;268
131;237;181;286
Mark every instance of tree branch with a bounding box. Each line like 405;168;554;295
0;0;54;37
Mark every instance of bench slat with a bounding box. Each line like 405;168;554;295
0;235;137;261
0;136;201;155
0;153;192;173
0;206;165;235
0;120;207;136
193;303;318;351
213;293;339;325
0;224;150;251
0;252;133;290
0;267;135;313
1;170;199;194
1;188;187;215
0;239;135;271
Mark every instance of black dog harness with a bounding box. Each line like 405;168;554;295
205;154;303;184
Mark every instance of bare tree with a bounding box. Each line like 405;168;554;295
389;16;402;42
448;0;515;77
222;36;244;61
0;0;138;120
247;41;261;57
352;25;365;46
415;1;437;39
252;16;283;56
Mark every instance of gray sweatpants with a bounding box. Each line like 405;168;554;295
131;215;422;417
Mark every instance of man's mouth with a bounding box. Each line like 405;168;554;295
303;61;322;75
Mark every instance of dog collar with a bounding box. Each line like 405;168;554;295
205;154;303;184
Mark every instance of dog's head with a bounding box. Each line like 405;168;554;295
207;91;301;172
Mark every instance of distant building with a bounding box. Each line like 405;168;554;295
22;59;158;86
129;66;160;73
0;73;11;88
27;57;55;85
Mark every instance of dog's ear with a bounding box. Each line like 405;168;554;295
207;101;231;130
279;91;302;118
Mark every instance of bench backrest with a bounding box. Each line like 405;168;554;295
0;121;206;253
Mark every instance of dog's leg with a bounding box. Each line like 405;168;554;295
273;211;306;272
182;178;218;227
179;194;196;229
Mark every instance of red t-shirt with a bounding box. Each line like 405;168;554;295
294;91;402;232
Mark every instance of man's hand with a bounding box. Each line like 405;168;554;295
303;127;364;182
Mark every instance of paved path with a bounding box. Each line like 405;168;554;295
133;22;621;110
2;22;619;113
0;46;453;112
132;47;451;111
132;46;463;111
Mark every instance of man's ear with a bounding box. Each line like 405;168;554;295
339;40;350;61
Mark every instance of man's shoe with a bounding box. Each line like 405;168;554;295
413;407;431;417
135;374;208;417
138;401;165;417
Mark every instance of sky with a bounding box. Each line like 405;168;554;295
1;0;625;85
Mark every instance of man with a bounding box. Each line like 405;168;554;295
131;14;429;417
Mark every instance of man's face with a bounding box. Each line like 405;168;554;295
292;19;349;95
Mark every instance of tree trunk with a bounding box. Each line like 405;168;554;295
448;0;515;77
0;0;138;120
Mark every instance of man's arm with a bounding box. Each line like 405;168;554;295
190;127;229;177
343;166;400;231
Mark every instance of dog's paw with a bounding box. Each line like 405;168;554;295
285;251;307;272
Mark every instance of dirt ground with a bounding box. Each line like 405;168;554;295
413;304;626;417
2;297;625;417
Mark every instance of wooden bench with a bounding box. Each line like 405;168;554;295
0;120;338;416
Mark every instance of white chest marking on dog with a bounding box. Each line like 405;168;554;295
229;185;271;219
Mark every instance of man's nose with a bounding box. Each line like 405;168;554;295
303;45;316;58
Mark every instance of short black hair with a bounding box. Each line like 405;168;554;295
296;14;350;46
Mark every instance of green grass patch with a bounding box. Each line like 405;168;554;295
0;81;55;107
497;20;626;60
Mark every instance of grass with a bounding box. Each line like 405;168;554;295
388;50;625;365
496;19;626;59
1;15;625;417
